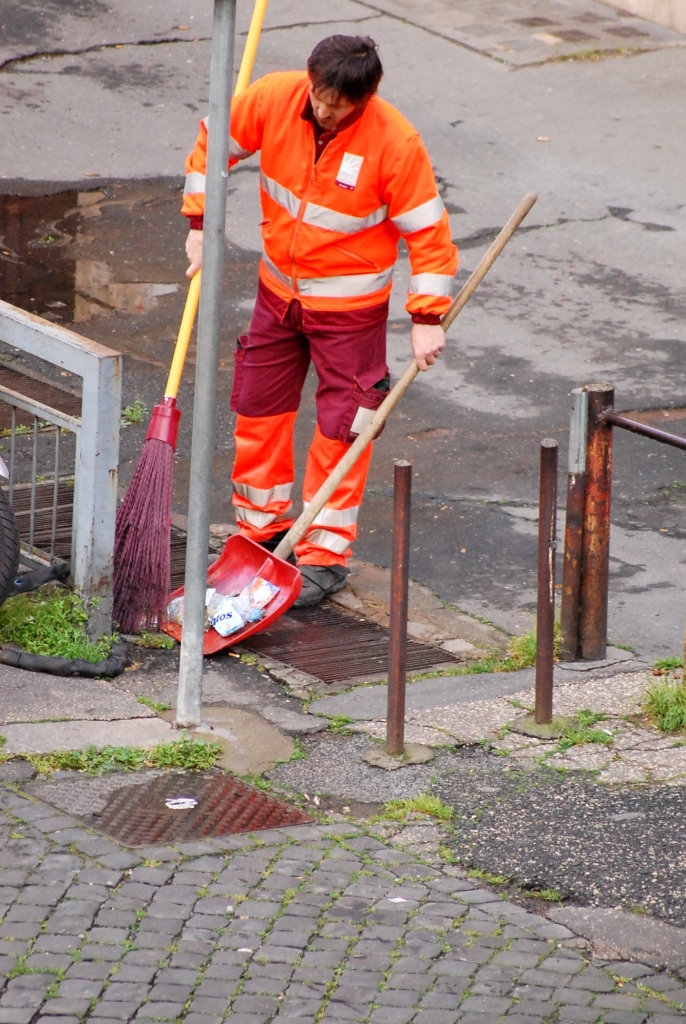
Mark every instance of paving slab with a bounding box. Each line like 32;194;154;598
309;670;537;722
0;667;156;725
309;655;637;721
0;718;175;755
548;907;686;972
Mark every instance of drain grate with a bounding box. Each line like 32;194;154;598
0;364;82;429
30;771;313;846
242;603;460;683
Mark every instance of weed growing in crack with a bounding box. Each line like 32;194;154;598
556;710;612;752
467;867;508;885
24;735;221;774
644;679;686;732
381;793;453;822
136;695;171;712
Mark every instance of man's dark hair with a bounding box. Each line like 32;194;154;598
307;35;383;104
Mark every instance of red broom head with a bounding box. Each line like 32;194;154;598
146;396;181;449
113;434;176;634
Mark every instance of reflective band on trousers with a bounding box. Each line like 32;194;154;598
303;502;359;528
263;254;394;300
392;195;445;236
305;528;351;555
260;172;388;235
350;406;376;436
408;272;454;297
234;506;291;529
233;481;293;507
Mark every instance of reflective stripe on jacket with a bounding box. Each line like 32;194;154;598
182;71;458;315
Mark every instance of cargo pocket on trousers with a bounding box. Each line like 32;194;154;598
229;335;247;412
339;366;390;444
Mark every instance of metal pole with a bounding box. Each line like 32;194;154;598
578;383;614;661
535;440;558;726
560;388;588;661
177;0;236;728
386;460;412;755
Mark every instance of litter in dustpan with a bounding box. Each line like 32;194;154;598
161;533;302;655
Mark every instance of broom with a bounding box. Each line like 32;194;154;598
113;0;270;634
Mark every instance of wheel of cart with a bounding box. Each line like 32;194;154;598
0;456;20;606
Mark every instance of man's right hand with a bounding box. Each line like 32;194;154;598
185;229;203;278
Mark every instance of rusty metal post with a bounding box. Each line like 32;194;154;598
560;388;588;661
386;460;412;755
578;383;614;661
535;440;558;726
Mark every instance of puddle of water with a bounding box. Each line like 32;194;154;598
0;190;178;324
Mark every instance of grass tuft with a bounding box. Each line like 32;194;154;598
412;623;562;681
25;735;221;775
468;867;507;885
645;680;686;733
557;710;612;752
522;888;562;902
383;793;453;822
136;695;171;713
121;399;147;426
0;587;114;662
653;655;683;673
327;715;354;735
131;630;176;650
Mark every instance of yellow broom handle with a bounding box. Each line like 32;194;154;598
164;0;270;400
235;0;269;96
165;270;202;398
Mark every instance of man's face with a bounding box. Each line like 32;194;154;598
308;82;357;130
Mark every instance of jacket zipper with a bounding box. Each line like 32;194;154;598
289;134;317;295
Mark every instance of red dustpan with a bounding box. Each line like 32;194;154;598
162;534;301;655
160;191;538;655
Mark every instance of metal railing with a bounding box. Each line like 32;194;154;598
0;299;121;638
560;382;686;662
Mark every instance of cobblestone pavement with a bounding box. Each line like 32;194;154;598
0;780;685;1024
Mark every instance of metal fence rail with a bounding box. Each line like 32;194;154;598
0;299;121;638
560;382;686;663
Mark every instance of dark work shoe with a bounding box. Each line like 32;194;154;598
293;564;349;608
259;530;296;564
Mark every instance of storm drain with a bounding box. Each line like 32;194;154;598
29;770;312;846
242;604;461;683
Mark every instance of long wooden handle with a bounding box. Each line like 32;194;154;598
273;191;538;560
163;0;270;401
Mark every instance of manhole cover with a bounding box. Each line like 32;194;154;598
29;771;312;846
241;604;461;683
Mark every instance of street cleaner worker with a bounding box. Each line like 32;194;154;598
182;35;458;607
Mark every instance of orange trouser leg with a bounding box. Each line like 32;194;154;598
231;412;297;542
296;425;373;567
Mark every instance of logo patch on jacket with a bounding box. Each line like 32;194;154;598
336;153;364;191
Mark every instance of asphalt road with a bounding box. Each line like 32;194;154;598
1;0;685;658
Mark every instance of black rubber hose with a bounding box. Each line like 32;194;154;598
0;640;130;678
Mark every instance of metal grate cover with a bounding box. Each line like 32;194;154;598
242;604;460;683
30;771;313;846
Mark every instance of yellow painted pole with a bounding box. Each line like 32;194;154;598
163;0;269;400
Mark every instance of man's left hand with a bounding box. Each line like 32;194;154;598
411;323;445;371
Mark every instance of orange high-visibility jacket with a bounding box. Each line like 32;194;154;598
182;71;458;316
